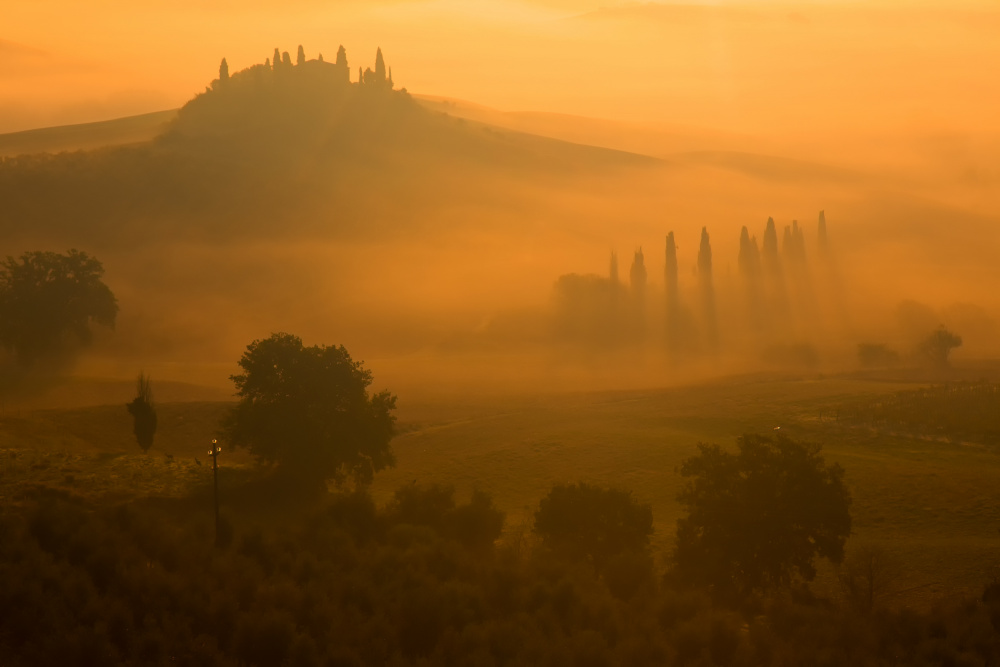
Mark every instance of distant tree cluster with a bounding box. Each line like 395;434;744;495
552;212;838;364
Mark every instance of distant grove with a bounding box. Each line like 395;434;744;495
553;212;904;367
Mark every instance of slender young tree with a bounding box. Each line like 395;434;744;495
126;372;157;453
375;47;387;82
818;210;830;256
698;227;718;348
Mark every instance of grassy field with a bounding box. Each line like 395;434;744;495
2;371;999;609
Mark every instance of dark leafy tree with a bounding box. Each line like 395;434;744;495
919;326;962;368
534;482;652;570
386;484;505;551
0;249;117;364
674;434;851;598
126;372;157;452
224;333;396;489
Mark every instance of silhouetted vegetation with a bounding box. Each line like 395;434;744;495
673;434;852;600
224;333;397;490
3;469;1000;665
858;342;901;368
919;326;963;369
534;482;653;571
0;249;117;366
125;372;157;452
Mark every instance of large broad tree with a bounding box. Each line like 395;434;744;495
224;333;396;489
0;249;117;365
673;434;851;598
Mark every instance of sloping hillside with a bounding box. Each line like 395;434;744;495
0;110;177;158
0;57;653;247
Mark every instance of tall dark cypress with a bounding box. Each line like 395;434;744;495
698;227;718;349
375;47;387;82
817;210;829;256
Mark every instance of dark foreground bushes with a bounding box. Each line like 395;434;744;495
2;486;1000;666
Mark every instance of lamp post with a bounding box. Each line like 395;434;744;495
208;439;222;546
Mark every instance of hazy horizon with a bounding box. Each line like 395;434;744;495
4;1;998;139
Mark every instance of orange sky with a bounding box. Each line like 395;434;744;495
3;1;999;139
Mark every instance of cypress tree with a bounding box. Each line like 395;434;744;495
282;51;292;68
698;227;718;349
297;45;306;66
336;45;348;67
219;57;229;82
782;225;794;262
792;220;806;262
273;47;281;70
126;372;157;453
375;47;387;82
762;216;779;271
630;248;647;300
818;210;829;255
318;53;324;63
739;226;752;276
665;232;679;306
664;232;681;350
609;251;619;286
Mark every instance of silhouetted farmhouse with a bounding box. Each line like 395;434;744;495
211;45;392;92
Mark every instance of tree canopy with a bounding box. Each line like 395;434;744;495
224;333;396;488
0;249;117;365
673;433;851;598
919;326;962;368
534;482;653;569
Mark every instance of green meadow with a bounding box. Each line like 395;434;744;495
4;371;997;610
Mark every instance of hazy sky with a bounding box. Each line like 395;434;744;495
3;0;998;136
